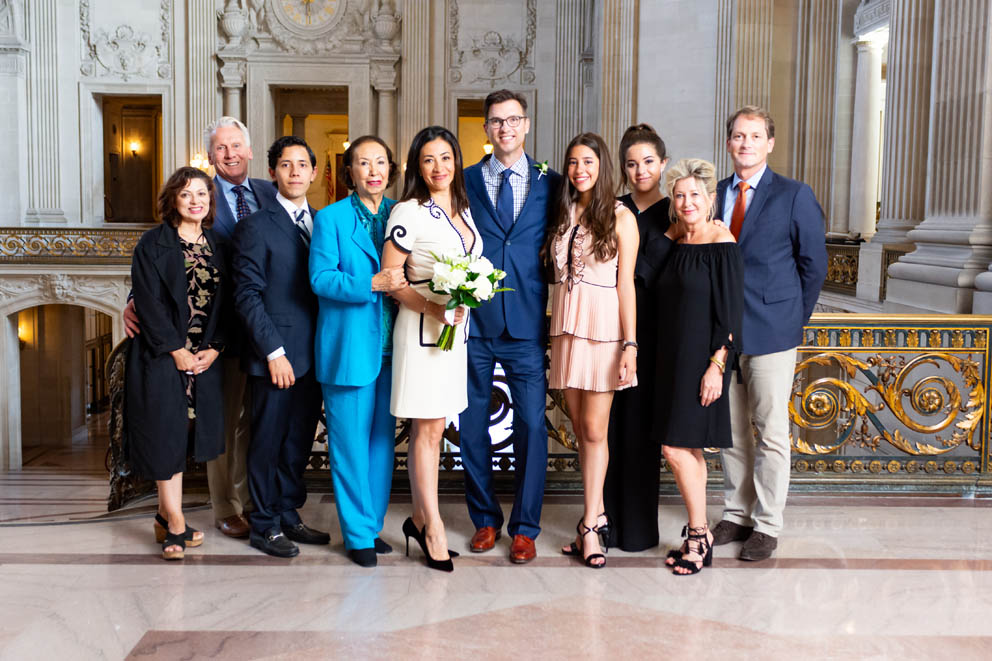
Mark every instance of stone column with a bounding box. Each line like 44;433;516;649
188;0;217;163
23;0;64;223
0;0;28;227
848;37;883;239
597;0;636;158
290;114;307;140
218;57;246;120
890;0;992;313
371;57;399;157
856;0;934;302
399;0;431;171
553;0;586;162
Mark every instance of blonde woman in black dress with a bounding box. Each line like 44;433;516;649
653;159;742;575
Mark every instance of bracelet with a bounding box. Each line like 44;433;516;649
423;298;430;314
709;356;725;372
623;340;638;350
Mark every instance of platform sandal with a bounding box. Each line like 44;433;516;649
561;520;606;569
154;513;203;548
671;524;712;576
161;531;186;561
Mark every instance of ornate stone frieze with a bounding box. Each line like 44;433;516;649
448;0;537;87
370;56;397;91
0;273;130;308
0;0;24;43
0;228;142;264
80;0;171;80
854;0;889;36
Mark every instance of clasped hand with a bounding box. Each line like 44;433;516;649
371;266;408;292
699;363;723;407
427;301;465;326
170;347;219;375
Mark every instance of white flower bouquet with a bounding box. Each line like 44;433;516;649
428;253;511;350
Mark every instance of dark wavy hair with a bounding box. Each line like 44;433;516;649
267;135;316;169
157;166;216;229
400;126;470;217
618;123;668;191
343;135;398;190
544;133;618;264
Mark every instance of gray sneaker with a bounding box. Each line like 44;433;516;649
711;520;753;546
739;531;777;561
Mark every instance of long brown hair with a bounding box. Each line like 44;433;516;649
400;126;470;217
544;133;618;263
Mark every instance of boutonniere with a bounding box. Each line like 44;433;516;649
533;160;549;180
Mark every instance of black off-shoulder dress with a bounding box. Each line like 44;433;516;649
604;194;673;552
652;241;743;448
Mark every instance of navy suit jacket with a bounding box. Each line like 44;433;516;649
212;176;279;243
715;167;827;355
464;154;561;340
232;203;319;379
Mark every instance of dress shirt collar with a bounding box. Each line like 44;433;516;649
731;164;767;192
484;152;529;180
276;191;308;219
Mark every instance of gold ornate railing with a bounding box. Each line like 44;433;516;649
0;228;144;264
823;243;860;295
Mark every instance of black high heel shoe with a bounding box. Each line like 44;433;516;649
561;519;606;569
402;516;457;571
671;524;713;576
595;512;612;553
154;513;202;548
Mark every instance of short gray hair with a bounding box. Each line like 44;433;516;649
665;158;717;223
203;116;251;153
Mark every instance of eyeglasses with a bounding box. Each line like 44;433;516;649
485;115;527;129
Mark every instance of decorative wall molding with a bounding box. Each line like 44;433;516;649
448;0;537;87
0;273;127;306
24;0;64;222
80;0;171;80
0;228;142;263
0;0;25;44
854;0;890;36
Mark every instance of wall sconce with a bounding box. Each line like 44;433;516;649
190;153;208;170
483;142;494;155
17;318;31;350
129;140;141;157
342;140;351;151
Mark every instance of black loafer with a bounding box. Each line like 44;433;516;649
348;547;377;567
282;523;331;545
250;528;299;558
374;537;393;554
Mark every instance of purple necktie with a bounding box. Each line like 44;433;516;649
232;185;251;221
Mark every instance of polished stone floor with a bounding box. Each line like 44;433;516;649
2;423;991;659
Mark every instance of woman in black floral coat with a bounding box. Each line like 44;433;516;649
126;166;228;560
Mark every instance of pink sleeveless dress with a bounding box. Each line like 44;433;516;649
549;204;635;392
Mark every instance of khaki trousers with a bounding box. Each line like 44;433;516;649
721;347;797;537
206;356;253;521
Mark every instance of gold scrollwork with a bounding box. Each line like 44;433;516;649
929;330;941;347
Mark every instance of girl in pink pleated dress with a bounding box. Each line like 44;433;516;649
545;133;639;569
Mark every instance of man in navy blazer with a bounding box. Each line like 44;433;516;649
123;117;278;540
460;90;561;563
233;135;327;558
710;106;827;561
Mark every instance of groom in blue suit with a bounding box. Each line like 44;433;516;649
460;90;561;563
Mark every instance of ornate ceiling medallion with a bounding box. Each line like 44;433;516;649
267;0;348;53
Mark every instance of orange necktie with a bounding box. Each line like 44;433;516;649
730;181;750;240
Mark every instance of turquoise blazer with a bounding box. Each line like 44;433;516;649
309;195;395;387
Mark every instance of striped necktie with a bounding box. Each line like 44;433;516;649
294;208;311;246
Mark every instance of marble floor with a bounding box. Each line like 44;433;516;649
2;427;991;659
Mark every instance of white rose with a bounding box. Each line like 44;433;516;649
470;256;495;278
432;262;454;291
468;275;494;300
447;268;467;288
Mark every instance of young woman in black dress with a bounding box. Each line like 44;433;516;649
604;124;674;552
126;167;228;560
654;159;743;575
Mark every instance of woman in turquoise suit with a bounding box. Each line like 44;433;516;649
309;135;408;568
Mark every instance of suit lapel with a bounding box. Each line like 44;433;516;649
467;159;502;232
738;167;775;244
212;178;236;239
270;205;304;247
511;155;544;235
715;177;731;221
154;226;188;312
349;205;381;267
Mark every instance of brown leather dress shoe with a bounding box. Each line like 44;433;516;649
739;531;777;561
711;520;753;546
509;534;536;564
216;514;250;539
470;526;501;553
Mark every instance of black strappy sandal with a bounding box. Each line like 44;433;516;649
561;520;606;569
665;524;691;566
161;531;186;561
154;513;203;548
671;525;712;576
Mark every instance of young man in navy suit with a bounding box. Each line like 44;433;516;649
460;89;561;563
710;106;827;561
233;136;327;558
123;117;278;540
